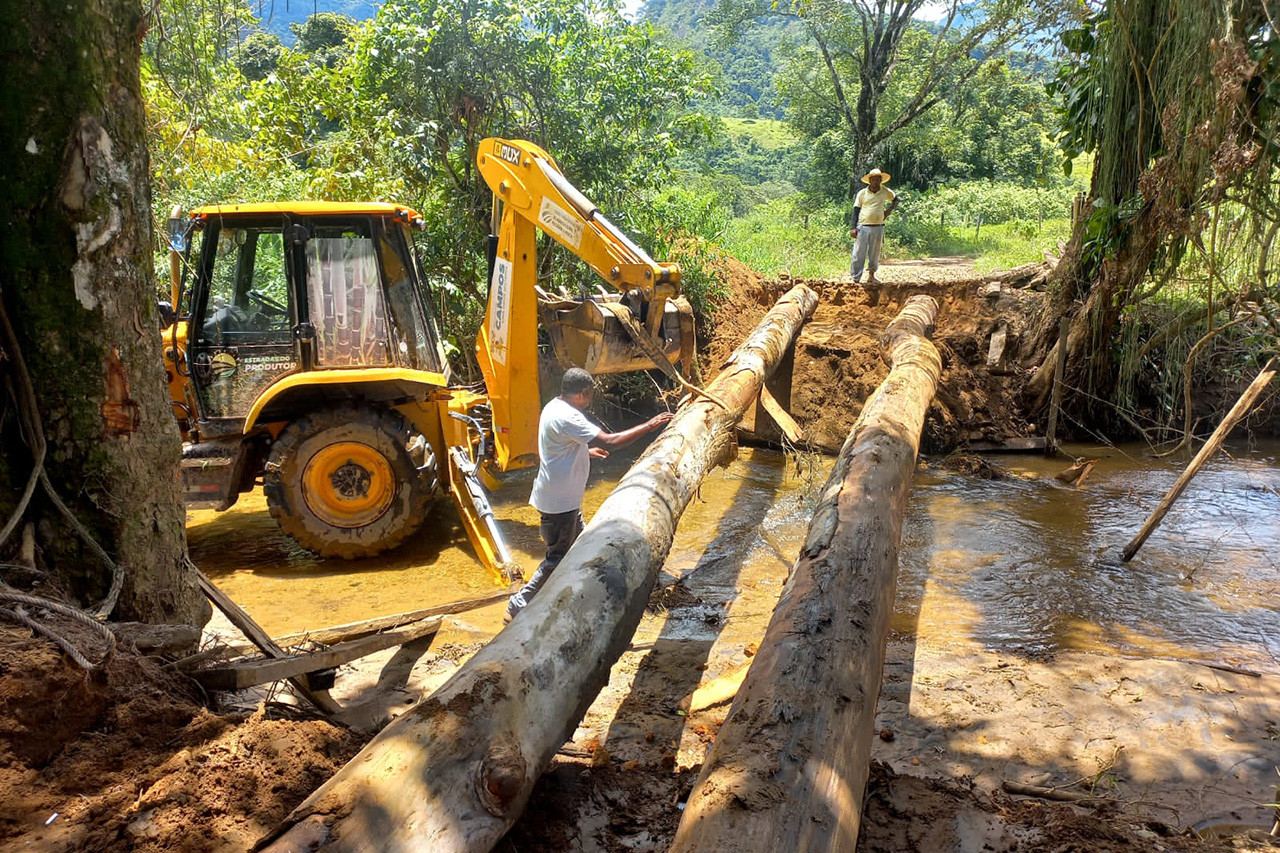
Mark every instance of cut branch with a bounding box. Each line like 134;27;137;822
255;284;819;853
669;294;942;853
1122;355;1279;563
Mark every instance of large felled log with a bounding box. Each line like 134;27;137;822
256;283;819;853
669;294;942;853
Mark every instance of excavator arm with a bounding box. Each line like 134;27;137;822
474;137;691;473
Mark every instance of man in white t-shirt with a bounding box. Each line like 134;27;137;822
850;167;899;286
505;368;674;621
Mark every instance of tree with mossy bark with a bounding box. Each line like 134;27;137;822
1027;0;1280;427
1;0;208;626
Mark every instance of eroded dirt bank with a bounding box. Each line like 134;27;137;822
702;256;1045;454
0;635;364;851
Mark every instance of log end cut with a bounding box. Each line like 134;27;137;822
477;741;528;817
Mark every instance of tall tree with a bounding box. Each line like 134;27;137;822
712;0;1040;199
1;0;207;624
352;0;715;341
1027;0;1279;415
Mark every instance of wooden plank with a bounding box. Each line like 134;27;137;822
1122;355;1279;562
189;589;511;664
192;616;444;691
757;386;803;443
196;570;343;715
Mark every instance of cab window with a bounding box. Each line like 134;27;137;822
192;225;298;421
306;227;392;367
378;227;445;374
204;228;293;344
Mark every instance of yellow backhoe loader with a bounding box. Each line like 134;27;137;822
160;137;695;583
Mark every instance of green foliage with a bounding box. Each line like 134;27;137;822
675;116;806;214
1045;10;1108;174
713;184;1077;281
641;0;797;118
290;12;357;66
1077;193;1144;271
344;0;716;350
144;0;721;360
718;117;797;150
237;31;283;80
885;213;1073;270
705;0;1043;204
632;186;733;322
906;181;1080;229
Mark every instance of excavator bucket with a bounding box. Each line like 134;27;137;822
538;293;696;378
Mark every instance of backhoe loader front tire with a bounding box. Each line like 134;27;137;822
264;407;433;559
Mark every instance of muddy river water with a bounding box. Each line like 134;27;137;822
189;440;1280;671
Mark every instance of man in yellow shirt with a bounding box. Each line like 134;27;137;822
850;168;898;286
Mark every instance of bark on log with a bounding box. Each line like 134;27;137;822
983;261;1046;287
1121;355;1279;562
669;294;942;853
256;284;819;853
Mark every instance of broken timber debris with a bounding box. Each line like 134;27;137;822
669;294;943;853
197;570;342;716
188;586;509;697
178;589;511;667
255;283;819;853
190;616;444;691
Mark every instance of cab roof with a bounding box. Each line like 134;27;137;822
189;201;423;221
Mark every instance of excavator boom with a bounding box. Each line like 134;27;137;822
475;137;694;472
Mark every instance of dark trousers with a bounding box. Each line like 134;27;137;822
507;509;584;616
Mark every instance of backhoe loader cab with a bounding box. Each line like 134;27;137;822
163;203;466;562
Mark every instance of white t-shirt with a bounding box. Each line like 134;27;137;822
855;186;896;225
529;397;602;514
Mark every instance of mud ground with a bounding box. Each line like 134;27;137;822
3;258;1279;851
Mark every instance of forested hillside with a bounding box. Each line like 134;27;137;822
641;0;794;118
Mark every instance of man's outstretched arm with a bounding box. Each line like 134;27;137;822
593;412;674;452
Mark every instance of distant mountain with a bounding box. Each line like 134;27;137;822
640;0;799;118
247;0;380;42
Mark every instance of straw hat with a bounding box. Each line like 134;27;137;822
861;168;891;184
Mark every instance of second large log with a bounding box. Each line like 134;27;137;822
670;294;943;853
257;283;818;853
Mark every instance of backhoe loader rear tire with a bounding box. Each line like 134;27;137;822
264;406;433;559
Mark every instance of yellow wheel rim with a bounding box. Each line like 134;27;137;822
302;442;396;528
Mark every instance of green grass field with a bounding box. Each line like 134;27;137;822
720;199;1073;279
719;117;799;150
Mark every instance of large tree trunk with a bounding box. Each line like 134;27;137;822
256;284;819;853
1;0;206;624
669;294;942;853
1025;0;1227;420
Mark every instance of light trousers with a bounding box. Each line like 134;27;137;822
851;224;885;280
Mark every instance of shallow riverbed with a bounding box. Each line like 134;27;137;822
189;440;1280;672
